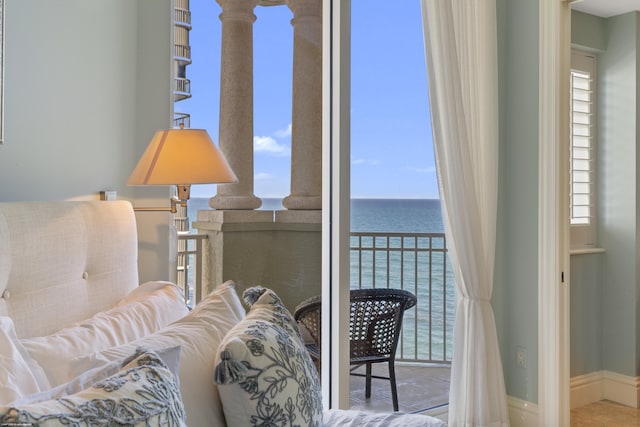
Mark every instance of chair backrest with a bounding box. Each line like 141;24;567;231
293;288;416;361
294;294;322;349
349;288;416;360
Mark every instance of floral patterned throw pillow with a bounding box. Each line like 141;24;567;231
213;287;322;427
0;348;186;427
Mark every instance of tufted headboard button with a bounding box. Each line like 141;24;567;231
2;289;10;300
82;271;89;280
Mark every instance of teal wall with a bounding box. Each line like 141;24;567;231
569;11;640;379
495;0;540;403
572;11;606;52
570;254;603;376
598;12;639;377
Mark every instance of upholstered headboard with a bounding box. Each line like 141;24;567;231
0;201;139;338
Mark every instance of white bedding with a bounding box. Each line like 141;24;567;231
323;409;446;426
20;281;188;388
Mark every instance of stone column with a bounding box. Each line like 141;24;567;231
282;0;322;210
210;0;262;210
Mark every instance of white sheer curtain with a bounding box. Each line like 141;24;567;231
420;1;509;426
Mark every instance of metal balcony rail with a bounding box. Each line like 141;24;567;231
177;233;208;308
173;112;190;128
174;6;192;29
174;44;191;63
350;232;454;364
174;77;191;101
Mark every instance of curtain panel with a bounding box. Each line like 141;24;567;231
420;1;509;426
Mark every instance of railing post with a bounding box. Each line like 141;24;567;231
176;233;209;307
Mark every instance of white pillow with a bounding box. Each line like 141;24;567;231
116;280;183;307
7;346;182;407
0;349;187;427
67;280;246;427
21;281;189;387
0;317;49;405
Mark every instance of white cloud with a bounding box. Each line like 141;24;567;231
274;123;292;138
352;158;381;166
405;166;437;174
255;172;273;181
254;136;288;155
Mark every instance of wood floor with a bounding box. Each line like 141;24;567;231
349;364;640;425
571;400;640;426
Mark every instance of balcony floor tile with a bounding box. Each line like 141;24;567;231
349;363;450;414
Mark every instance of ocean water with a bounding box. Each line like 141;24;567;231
350;198;444;233
188;197;444;232
187;197;454;362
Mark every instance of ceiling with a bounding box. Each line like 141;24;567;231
571;0;640;17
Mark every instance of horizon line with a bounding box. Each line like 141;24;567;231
190;196;441;200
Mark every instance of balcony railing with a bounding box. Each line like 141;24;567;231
179;229;454;364
174;44;191;64
174;0;192;29
177;233;208;308
350;232;454;364
174;77;191;101
173;112;190;129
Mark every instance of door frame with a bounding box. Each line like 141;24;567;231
538;0;571;425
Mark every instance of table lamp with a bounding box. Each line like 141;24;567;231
128;126;237;212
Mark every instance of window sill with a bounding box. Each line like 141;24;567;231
570;247;606;256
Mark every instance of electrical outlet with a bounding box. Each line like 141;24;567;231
516;346;526;368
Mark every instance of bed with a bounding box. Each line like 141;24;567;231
0;200;444;426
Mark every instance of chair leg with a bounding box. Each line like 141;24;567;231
365;362;372;398
389;360;399;412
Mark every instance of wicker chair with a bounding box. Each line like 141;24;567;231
293;288;417;411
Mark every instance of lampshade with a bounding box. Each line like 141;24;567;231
128;128;238;186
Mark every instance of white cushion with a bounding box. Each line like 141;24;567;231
67;280;246;427
21;281;188;387
0;317;49;405
213;287;323;427
0;349;187;427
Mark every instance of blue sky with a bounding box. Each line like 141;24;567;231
181;0;437;199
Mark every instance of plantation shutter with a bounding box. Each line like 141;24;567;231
570;50;596;248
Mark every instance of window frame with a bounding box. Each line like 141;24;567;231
569;49;597;250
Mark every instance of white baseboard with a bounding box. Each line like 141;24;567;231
570;370;640;409
602;371;640;408
570;371;603;409
508;396;538;427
